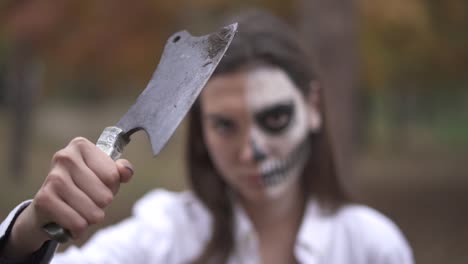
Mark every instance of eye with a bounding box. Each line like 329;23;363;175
255;103;294;134
209;115;237;136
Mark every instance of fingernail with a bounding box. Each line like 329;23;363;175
124;165;134;175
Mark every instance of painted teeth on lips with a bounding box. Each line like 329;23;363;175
262;160;287;186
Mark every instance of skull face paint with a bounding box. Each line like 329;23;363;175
246;67;311;194
201;66;317;201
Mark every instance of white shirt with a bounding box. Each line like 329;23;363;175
0;189;413;263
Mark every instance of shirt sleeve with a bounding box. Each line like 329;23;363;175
50;191;180;264
338;205;414;264
1;190;209;264
49;216;170;264
0;199;170;264
373;242;413;264
365;211;414;264
0;201;59;264
0;200;161;264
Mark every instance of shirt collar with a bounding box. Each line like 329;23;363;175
295;198;334;258
231;197;334;260
233;202;255;244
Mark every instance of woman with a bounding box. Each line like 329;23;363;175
0;10;413;264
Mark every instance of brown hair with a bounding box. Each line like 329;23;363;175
187;9;351;263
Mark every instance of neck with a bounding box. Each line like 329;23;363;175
239;183;306;232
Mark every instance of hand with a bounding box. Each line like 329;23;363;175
4;137;134;258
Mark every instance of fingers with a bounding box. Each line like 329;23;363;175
52;168;105;225
34;188;88;239
74;137;122;194
33;137;135;240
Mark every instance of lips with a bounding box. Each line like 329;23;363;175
246;173;264;187
260;137;310;187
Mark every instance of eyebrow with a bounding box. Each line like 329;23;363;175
253;100;294;116
204;113;232;121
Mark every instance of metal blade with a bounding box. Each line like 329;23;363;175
116;23;237;155
41;23;237;244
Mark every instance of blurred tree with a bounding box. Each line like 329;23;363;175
1;0;67;180
359;0;468;148
1;0;466;179
1;0;183;98
1;0;297;98
0;0;295;180
0;0;182;179
3;44;42;181
360;0;468;90
297;0;359;191
1;0;466;99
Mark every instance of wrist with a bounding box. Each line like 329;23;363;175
3;205;49;259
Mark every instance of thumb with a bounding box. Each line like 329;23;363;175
115;159;134;183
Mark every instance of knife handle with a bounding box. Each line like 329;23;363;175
42;126;129;243
95;126;129;160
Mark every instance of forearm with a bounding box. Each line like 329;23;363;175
0;201;57;263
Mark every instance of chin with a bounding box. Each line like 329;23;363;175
241;172;301;202
263;171;300;197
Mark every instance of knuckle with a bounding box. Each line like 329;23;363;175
100;171;119;188
88;209;105;224
46;172;67;189
70;218;88;235
52;149;74;165
99;174;112;187
34;190;53;210
97;192;114;208
71;137;89;147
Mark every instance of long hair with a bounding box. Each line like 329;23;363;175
187;9;351;263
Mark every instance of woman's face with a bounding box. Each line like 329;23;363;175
200;66;320;202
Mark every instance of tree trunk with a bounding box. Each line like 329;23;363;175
297;0;359;191
5;42;42;181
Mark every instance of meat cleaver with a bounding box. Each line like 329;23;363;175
42;23;238;243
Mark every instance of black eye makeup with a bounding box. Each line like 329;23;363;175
254;101;295;134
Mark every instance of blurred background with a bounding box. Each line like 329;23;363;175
0;0;467;263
